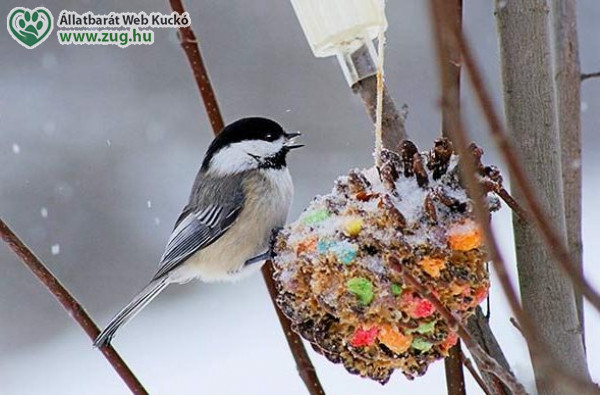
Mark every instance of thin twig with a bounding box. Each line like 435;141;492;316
435;1;467;393
0;219;148;395
581;71;600;81
389;260;527;395
460;351;493;395
169;0;224;133
167;1;325;393
509;317;523;335
431;1;600;392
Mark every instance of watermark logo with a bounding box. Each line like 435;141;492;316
7;7;54;49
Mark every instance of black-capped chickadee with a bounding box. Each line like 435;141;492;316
94;117;302;347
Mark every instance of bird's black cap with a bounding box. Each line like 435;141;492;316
202;117;289;170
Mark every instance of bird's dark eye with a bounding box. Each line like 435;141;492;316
264;133;277;141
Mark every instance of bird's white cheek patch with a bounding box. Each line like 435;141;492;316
208;139;284;176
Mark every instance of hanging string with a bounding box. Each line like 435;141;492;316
374;8;386;168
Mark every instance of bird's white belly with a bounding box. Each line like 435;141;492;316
170;168;293;283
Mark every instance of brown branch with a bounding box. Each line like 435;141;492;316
466;309;511;395
0;219;148;395
509;317;522;334
169;0;224;133
431;1;600;392
262;262;326;395
389;261;527;395
446;343;467;395
581;71;600;81
435;1;467;393
460;351;493;395
168;1;325;393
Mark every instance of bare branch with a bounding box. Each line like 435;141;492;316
460;351;494;395
0;219;148;395
167;1;325;393
169;0;224;134
434;1;467;393
581;71;600;81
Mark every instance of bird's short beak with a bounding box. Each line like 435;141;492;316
284;131;304;150
284;131;302;139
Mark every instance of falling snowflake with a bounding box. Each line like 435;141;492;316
51;244;60;255
40;207;48;218
12;144;20;154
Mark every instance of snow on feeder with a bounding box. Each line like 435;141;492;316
272;139;502;383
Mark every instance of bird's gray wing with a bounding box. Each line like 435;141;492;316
152;174;245;280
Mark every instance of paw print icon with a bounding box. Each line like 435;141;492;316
7;7;54;49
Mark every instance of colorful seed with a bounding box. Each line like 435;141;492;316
378;324;412;354
448;220;482;251
391;283;403;296
347;277;374;305
411;338;433;352
351;326;378;347
343;217;363;237
302;209;330;225
420;257;446;278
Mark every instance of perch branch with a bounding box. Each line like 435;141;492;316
0;219;148;395
168;1;325;393
389;261;526;395
581;71;600;81
431;1;600;392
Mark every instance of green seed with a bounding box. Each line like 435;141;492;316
415;321;436;334
391;283;402;296
411;338;433;352
302;209;330;225
347;277;374;305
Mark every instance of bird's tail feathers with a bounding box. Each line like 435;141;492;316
94;277;169;348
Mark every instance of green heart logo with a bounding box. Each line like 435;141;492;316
7;7;53;49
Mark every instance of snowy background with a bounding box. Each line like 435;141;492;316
1;0;599;394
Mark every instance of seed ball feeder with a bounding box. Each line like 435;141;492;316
276;0;504;385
